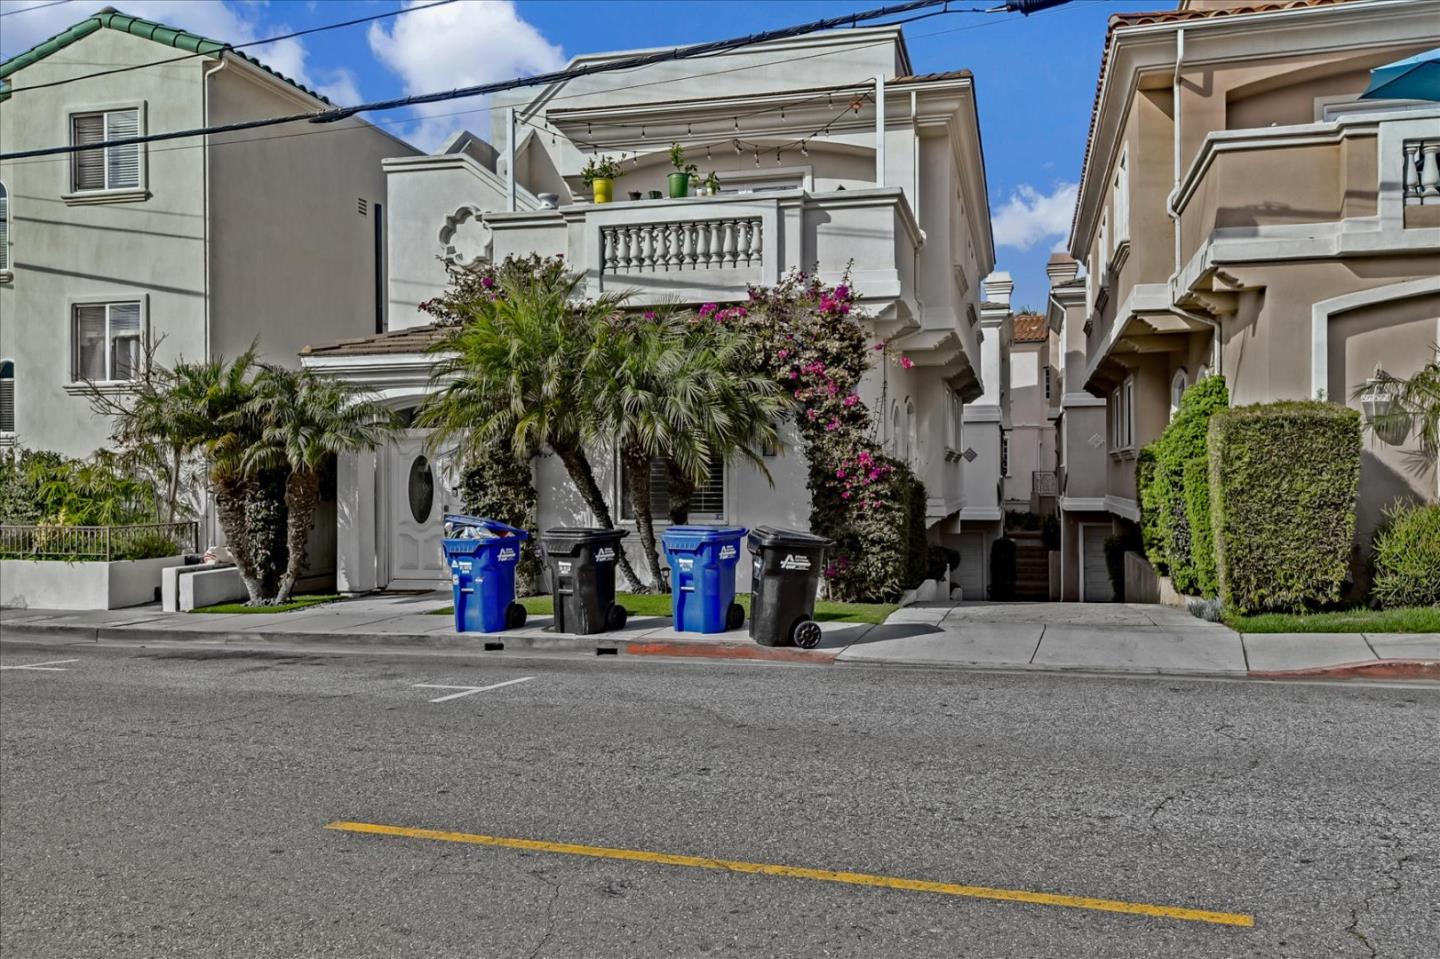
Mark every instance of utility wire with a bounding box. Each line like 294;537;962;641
0;0;74;18
1;0;1014;161
0;2;1054;170
0;0;460;95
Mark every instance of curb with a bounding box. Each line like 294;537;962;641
1249;659;1440;682
625;641;836;664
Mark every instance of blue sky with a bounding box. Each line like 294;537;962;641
0;0;1160;308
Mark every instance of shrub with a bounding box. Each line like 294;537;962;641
1103;530;1140;602
1005;509;1041;532
1138;376;1228;592
1208;401;1360;613
1371;502;1440;608
461;455;541;596
989;537;1016;600
1182;457;1218;597
927;545;960;582
1041;513;1060;549
905;474;929;588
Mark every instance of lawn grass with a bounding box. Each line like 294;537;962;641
191;593;342;614
432;592;898;626
1226;606;1440;634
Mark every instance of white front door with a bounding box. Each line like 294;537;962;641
388;432;450;587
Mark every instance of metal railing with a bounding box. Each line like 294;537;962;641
0;521;198;561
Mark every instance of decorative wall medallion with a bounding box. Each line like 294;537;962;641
438;205;492;269
1087;433;1105;449
962;447;978;463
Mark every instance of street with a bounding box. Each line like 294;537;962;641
1;643;1436;958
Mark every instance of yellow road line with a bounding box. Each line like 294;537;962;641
324;820;1254;928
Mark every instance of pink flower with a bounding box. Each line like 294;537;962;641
480;276;495;289
843;393;859;407
841;491;852;500
777;349;790;359
835;468;846;479
857;450;873;466
698;303;718;317
834;285;850;299
643;310;657;320
826;419;840;431
789;370;799;380
873;342;886;352
900;356;915;370
807;409;819;421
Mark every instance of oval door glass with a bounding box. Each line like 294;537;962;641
407;455;435;524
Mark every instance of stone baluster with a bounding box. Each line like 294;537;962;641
722;219;737;268
641;225;656;272
683;223;699;270
665;223;681;271
1421;142;1440;201
705;221;721;268
627;226;642;271
1404;142;1422;203
617;227;633;272
749;218;763;267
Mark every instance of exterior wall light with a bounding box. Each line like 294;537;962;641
1359;364;1411;446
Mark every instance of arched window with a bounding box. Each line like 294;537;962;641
905;399;917;466
0;360;14;433
0;180;9;273
1170;369;1189;420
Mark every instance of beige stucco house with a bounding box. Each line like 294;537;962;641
0;9;417;459
1064;0;1439;599
303;26;996;593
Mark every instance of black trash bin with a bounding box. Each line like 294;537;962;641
747;526;834;648
540;528;630;635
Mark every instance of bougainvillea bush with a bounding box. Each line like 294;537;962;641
734;271;927;602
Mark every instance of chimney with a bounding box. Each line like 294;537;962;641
982;271;1013;308
1046;252;1079;284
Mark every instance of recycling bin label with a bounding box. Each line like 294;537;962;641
780;553;811;572
498;546;517;563
596;547;616;563
558;561;572;575
720;545;737;560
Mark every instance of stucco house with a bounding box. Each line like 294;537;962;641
302;26;996;593
0;9;418;461
1063;0;1439;599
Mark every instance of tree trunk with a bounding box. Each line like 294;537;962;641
552;440;646;590
624;447;667;592
165;447;182;525
212;474;266;604
664;459;694;527
274;468;320;605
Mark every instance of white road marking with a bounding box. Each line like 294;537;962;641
0;659;80;672
411;677;535;703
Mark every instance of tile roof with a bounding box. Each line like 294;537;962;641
1072;0;1354;242
1013;313;1049;343
892;69;973;84
302;325;446;357
0;7;329;103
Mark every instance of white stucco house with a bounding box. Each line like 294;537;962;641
301;26;996;593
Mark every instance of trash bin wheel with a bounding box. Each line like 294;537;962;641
792;618;823;649
606;604;629;631
505;602;527;630
726;602;745;631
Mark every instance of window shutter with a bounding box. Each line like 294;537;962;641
0;182;8;271
0;361;13;433
109;302;142;380
73;304;107;380
72;114;106;191
105;110;141;189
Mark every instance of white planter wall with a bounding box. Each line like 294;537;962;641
1;555;186;610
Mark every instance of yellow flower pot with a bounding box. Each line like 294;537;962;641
592;177;614;204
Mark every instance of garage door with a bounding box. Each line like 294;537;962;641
1082;525;1114;602
955;532;985;600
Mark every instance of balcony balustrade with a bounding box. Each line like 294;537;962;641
600;217;763;274
1403;140;1440;205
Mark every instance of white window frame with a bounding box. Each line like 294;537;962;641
0;358;14;436
0;179;10;277
1113;148;1130;246
65;103;147;202
69;297;146;384
1109;375;1135;454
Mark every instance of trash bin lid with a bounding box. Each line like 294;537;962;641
661;525;748;552
748;526;834;550
540;527;628;556
443;514;529;539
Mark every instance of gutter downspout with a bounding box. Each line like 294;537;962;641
874;73;886;187
201;55;226;553
1166;28;1185;277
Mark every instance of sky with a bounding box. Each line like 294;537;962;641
0;0;1161;309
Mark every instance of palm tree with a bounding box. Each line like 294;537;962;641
418;263;645;589
241;367;401;604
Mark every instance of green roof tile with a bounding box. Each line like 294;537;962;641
0;7;329;104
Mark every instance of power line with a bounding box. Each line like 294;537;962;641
0;0;75;18
0;0;460;96
0;1;1054;171
1;0;1023;162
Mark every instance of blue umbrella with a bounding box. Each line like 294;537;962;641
1360;48;1440;102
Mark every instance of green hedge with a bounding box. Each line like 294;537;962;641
1138;376;1228;591
1103;528;1142;602
461;454;541;596
1181;457;1218;598
989;538;1016;600
905;473;930;589
1208;401;1360;613
1372;502;1440;608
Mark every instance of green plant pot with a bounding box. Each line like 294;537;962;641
667;172;691;199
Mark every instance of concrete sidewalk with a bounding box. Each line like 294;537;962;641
1;595;1436;681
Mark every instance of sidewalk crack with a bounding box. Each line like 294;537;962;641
1028;626;1045;665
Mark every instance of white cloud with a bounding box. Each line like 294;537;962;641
991;182;1079;251
314;67;362;108
368;0;565;152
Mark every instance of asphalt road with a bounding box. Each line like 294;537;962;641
1;642;1436;958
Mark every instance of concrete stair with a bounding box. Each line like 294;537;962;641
1010;531;1052;601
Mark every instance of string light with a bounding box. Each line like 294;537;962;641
734;139;742;155
800;141;809;157
775;148;782;165
753;148;760;167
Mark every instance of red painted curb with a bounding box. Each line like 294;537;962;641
1249;659;1440;681
624;641;836;664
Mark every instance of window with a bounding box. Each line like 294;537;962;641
947;390;963;448
1000;432;1010;477
71;301;142;382
71;109;141;192
621;455;725;520
1113;149;1130;245
0;361;13;433
1170;369;1189;420
0;180;9;272
905;399;917;467
1044;365;1052;400
1109;376;1135;452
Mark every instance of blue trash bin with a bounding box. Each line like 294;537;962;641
661;525;748;633
442;514;530;633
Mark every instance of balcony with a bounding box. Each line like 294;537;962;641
486;188;921;335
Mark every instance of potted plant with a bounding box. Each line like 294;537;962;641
582;155;623;204
702;171;721;196
667;143;697;199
